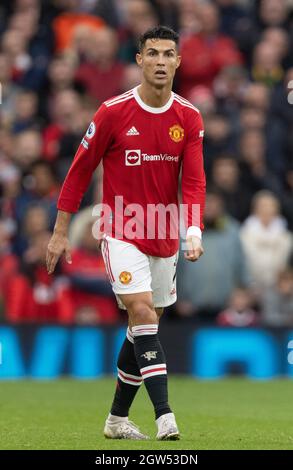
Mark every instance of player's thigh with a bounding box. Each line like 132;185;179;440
101;236;154;311
150;252;179;309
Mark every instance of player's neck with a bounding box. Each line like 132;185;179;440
137;83;172;108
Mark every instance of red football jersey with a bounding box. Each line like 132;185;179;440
57;87;206;257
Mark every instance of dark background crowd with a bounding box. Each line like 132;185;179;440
0;0;293;327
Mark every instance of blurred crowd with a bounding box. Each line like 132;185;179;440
0;0;293;327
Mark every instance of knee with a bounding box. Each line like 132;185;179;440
130;301;157;326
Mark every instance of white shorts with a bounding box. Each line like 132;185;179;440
101;235;178;309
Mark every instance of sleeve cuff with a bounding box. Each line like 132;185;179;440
186;226;202;240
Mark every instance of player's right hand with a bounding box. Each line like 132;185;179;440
46;231;72;274
184;235;204;262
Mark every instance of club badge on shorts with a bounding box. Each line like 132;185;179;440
119;271;132;284
169;124;184;143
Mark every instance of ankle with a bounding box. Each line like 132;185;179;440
108;413;129;423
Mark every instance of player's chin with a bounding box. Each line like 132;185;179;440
152;76;170;88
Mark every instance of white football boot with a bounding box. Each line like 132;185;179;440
104;414;149;440
156;412;180;440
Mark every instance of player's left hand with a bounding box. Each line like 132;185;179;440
184;235;204;262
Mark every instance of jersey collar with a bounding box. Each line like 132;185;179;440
133;86;174;114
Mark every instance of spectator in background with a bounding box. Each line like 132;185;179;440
5;230;68;323
203;113;235;174
70;24;96;61
0;221;18;320
42;89;85;166
187;85;216;117
176;189;250;323
235;0;292;64
119;0;158;63
211;155;251;221
262;27;290;68
48;54;79;94
179;1;242;96
213;64;248;119
0;52;21;126
4;5;52;91
281;165;293;232
151;0;179;33
214;0;249;42
239;107;266;132
52;6;104;53
61;207;119;325
42;89;96;208
240;190;293;297
261;268;293;327
0;148;21;239
18;160;59;224
251;40;285;87
242;82;270;114
1;29;33;85
268;67;293;177
239;82;270;160
177;0;200;36
217;287;258;327
239;128;281;196
13;129;42;171
41;53;80;121
13;203;50;257
120;63;142;92
75;27;126;104
93;0;125;29
0;127;15;163
12;90;40;133
259;0;290;30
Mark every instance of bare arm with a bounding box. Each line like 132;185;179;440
46;210;72;274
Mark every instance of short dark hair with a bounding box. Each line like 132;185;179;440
138;26;179;52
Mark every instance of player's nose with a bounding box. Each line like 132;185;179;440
157;53;167;65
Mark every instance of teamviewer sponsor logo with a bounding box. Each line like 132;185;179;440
125;149;141;166
142;153;179;162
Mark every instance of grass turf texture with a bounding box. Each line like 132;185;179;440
1;377;293;450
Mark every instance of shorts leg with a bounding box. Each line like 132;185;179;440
101;236;152;309
149;252;178;308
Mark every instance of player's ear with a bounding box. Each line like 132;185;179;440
176;55;181;69
136;53;142;67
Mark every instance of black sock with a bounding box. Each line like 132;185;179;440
132;324;172;420
110;328;142;417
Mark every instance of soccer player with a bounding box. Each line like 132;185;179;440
46;26;206;440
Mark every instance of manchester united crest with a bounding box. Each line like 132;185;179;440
169;124;184;143
119;271;132;284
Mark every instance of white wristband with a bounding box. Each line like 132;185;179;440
186;226;202;240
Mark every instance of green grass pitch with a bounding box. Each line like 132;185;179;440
1;377;293;450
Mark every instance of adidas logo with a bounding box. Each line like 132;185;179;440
126;126;140;136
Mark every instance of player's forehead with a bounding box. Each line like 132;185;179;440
143;38;177;52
